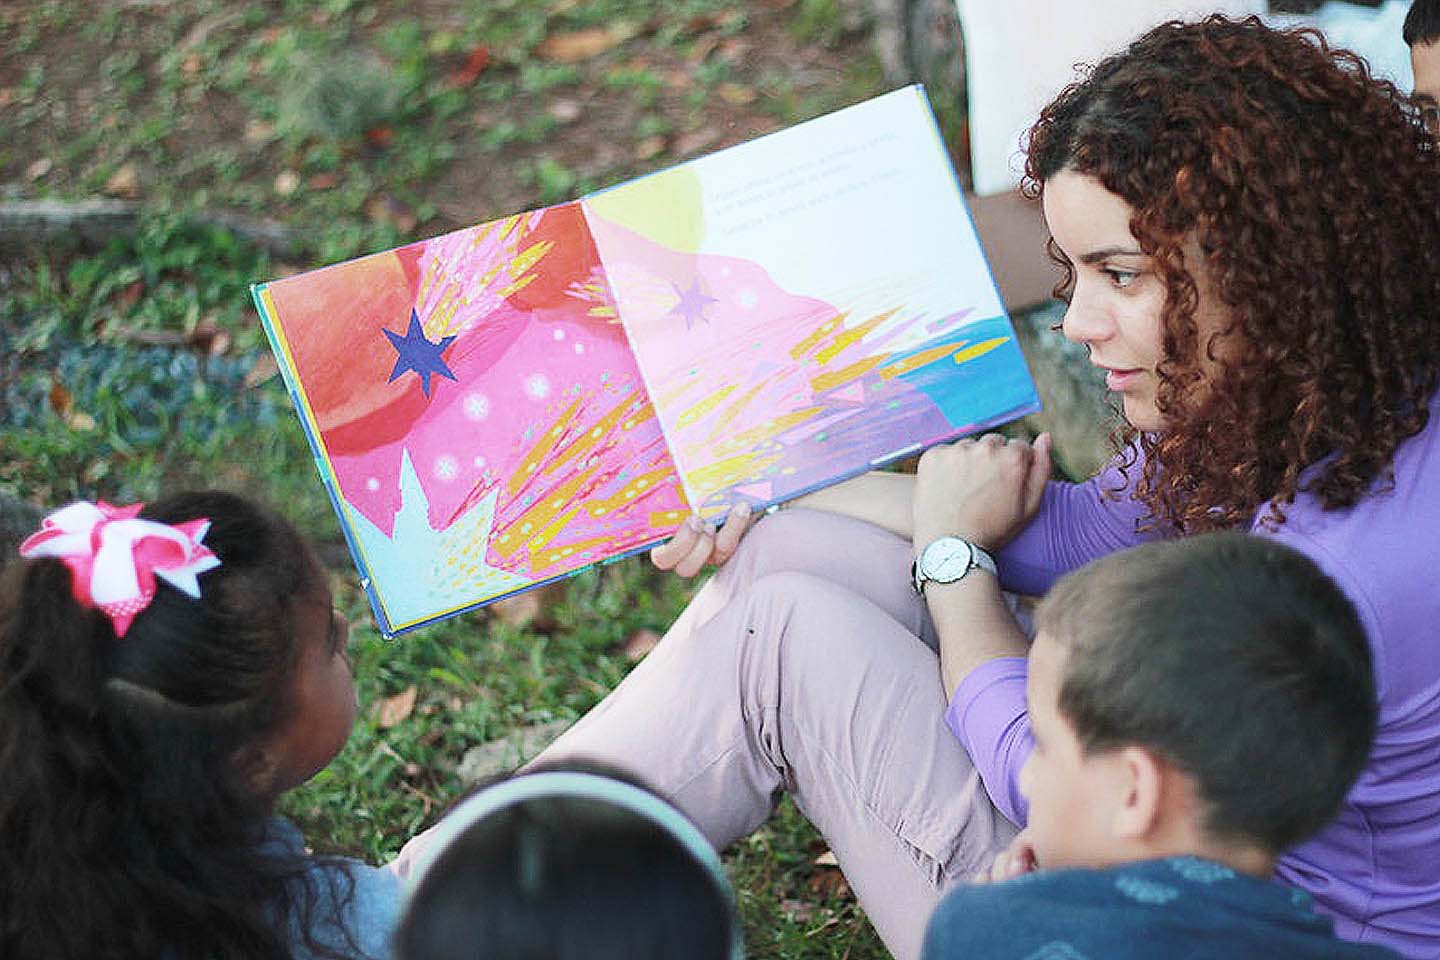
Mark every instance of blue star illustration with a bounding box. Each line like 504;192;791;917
668;278;718;330
383;310;457;397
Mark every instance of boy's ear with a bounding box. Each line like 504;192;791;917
1109;745;1165;841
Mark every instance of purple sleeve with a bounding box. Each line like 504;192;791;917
996;449;1160;596
944;657;1033;826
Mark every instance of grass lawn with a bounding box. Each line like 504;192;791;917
0;2;977;955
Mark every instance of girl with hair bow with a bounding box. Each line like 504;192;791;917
0;491;398;960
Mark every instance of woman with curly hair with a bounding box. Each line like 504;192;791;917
395;15;1440;959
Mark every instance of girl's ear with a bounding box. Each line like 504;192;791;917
1110;745;1165;841
231;741;281;801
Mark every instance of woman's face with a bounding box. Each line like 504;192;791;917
1042;169;1228;433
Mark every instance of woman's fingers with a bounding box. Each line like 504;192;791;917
672;521;720;578
711;503;753;565
650;516;706;572
651;504;756;576
1024;432;1053;515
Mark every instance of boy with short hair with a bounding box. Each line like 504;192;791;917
1406;0;1440;121
922;533;1399;958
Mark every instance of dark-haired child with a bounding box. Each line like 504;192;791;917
0;494;399;960
395;767;742;960
923;533;1398;959
1406;0;1440;119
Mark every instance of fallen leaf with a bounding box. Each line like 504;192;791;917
25;157;52;180
273;169;300;196
620;628;661;661
244;353;279;388
48;373;71;417
674;128;720;157
365;195;417;233
536;26;626;63
813;849;839;866
114;279;145;310
0;88;13;108
181;53;202;77
457;719;572;784
364;125;394;149
308;171;339;190
66;411;98;432
377;686;418;729
688;36;721;64
189;320;232;357
244;119;276;144
548;98;583;124
103;163;140;199
448;45;492;87
489;582;567;628
808;870;851;898
717;82;757;106
780;899;816;923
489;590;544;628
635;134;666;160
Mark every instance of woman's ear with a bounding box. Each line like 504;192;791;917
1109;745;1165;842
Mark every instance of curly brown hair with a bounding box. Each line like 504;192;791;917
1023;15;1440;532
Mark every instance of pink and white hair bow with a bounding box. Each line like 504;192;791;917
19;500;222;638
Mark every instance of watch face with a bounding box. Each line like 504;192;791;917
922;538;973;583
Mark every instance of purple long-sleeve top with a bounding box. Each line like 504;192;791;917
945;390;1440;959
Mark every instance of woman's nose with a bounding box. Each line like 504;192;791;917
1059;287;1110;345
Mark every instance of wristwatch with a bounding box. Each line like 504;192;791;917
911;536;997;596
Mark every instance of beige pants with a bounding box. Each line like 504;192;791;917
533;508;1016;959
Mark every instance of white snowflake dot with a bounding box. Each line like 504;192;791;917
366;477;380;492
574;342;585;354
434;455;459;481
463;393;491;421
553;328;566;340
524;374;551;399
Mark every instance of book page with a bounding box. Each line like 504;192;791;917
583;86;1039;515
256;203;687;634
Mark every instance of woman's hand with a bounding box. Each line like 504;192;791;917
975;831;1039;884
912;432;1052;552
649;503;754;578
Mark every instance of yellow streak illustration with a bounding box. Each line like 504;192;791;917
789;312;848;360
507;397;584;496
810;355;888;394
951;337;1010;364
813;308;898;365
676;385;737;429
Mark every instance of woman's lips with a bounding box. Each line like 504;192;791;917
1101;367;1144;391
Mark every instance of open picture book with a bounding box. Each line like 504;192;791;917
253;85;1040;637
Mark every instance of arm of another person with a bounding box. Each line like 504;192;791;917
652;442;1152;587
910;434;1049;825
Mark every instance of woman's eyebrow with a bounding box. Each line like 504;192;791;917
1077;245;1145;264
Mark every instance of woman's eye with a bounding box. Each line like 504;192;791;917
1104;268;1138;289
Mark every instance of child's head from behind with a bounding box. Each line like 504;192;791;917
397;767;742;960
1021;533;1375;874
0;491;356;957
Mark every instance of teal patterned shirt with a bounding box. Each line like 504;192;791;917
922;858;1402;960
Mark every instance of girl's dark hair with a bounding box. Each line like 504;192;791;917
1405;0;1440;47
1035;532;1377;854
0;491;357;960
1024;15;1440;533
396;762;736;960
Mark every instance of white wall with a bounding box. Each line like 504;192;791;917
956;0;1414;196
